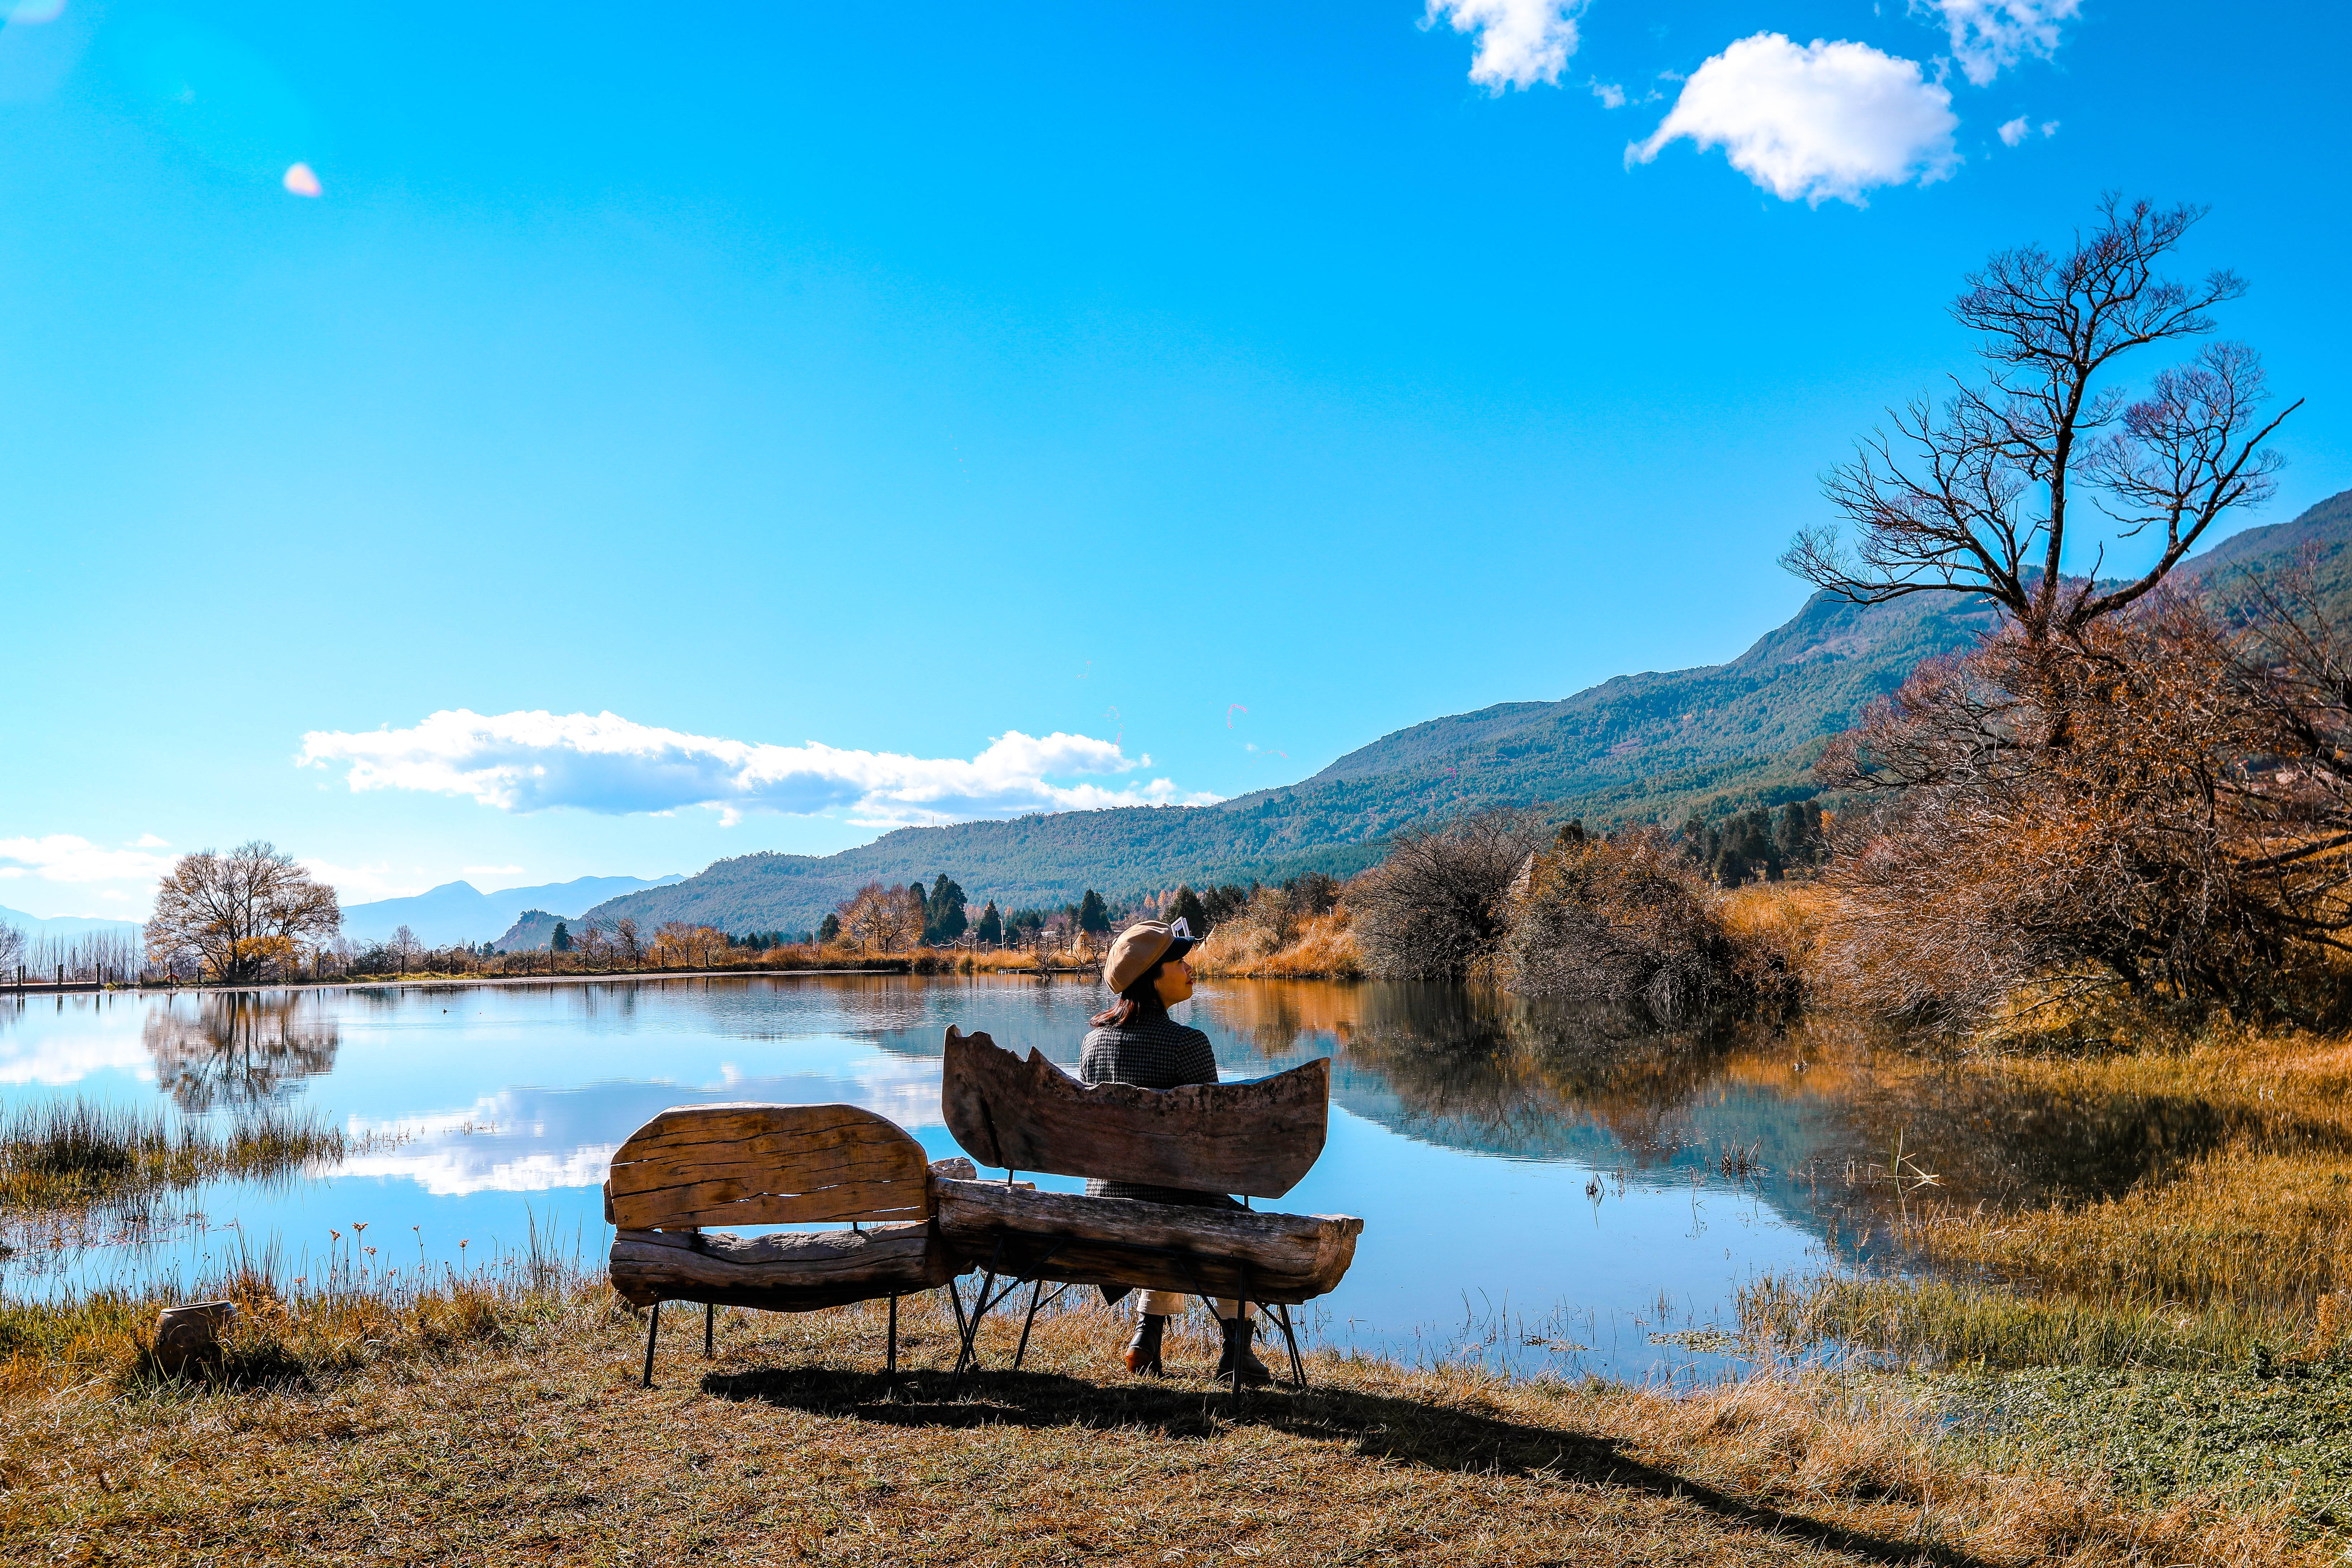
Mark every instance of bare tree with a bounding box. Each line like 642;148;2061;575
837;881;922;955
1817;569;2352;1024
612;916;643;965
1784;196;2300;643
391;924;423;975
146;842;341;985
0;920;22;973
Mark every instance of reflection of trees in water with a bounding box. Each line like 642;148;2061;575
142;994;339;1112
1339;982;1738;1160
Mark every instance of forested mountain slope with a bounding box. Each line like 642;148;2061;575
581;490;2352;935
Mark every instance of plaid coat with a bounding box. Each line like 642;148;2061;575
1077;1009;1240;1208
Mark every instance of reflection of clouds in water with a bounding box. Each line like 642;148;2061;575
340;1053;947;1197
0;1028;153;1086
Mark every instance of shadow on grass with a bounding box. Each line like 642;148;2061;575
700;1360;1996;1568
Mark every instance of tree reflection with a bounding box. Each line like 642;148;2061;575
142;994;340;1112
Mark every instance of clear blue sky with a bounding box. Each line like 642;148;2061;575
4;0;2345;918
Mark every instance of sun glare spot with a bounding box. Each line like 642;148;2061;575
283;162;322;197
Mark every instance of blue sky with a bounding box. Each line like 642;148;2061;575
3;0;2345;919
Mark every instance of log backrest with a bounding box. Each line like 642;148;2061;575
605;1103;933;1232
940;1027;1329;1199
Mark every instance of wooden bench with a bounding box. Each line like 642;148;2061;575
605;1102;968;1387
936;1027;1364;1397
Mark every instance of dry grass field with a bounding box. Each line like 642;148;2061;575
0;1280;2313;1566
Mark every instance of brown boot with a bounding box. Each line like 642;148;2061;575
1214;1315;1272;1386
1123;1313;1166;1375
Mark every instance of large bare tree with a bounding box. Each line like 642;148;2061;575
1784;195;2301;642
146;842;341;984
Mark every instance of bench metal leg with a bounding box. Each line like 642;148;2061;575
642;1300;661;1388
1012;1279;1073;1370
1273;1303;1307;1389
704;1301;715;1359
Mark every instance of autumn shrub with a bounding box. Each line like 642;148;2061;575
1348;810;1549;981
1500;826;1796;1025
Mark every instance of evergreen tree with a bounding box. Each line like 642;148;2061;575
551;922;571;952
818;911;842;943
1076;890;1111;934
1169;885;1210;933
926;873;969;943
974;900;1003;945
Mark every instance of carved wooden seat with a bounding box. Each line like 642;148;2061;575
937;1026;1364;1394
604;1103;966;1387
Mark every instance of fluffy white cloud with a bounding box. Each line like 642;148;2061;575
1997;114;2061;146
1921;0;2081;86
299;710;1221;826
0;835;176;885
1629;34;1959;207
1590;79;1627;108
1424;0;1584;92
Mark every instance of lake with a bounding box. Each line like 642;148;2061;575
0;974;2055;1382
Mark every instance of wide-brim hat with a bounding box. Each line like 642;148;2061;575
1103;918;1199;993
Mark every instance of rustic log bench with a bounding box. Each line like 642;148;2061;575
605;1103;970;1387
937;1026;1364;1398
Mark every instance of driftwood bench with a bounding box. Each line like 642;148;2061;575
605;1103;969;1387
937;1026;1364;1397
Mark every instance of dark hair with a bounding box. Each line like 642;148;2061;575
1090;960;1168;1028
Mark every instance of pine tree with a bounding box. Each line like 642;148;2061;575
1077;890;1111;935
974;900;1003;945
818;911;842;943
1170;885;1209;934
926;874;969;943
551;922;571;952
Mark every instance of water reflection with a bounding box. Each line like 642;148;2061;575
0;973;2269;1380
142;993;339;1112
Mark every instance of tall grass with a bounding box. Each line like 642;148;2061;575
0;1097;346;1213
0;1224;595;1393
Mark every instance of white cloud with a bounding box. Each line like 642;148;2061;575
1629;34;1960;207
1998;114;2029;145
1590;78;1627;108
0;835;176;885
1917;0;2081;86
2039;118;2059;137
299;710;1222;827
1424;0;1585;92
300;859;422;903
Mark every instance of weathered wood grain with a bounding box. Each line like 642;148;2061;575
932;1178;1361;1304
940;1027;1330;1198
607;1222;956;1309
606;1103;932;1230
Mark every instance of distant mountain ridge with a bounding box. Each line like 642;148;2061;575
569;491;2352;937
341;874;685;947
0;905;143;943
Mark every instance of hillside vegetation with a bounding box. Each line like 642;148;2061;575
577;490;2352;935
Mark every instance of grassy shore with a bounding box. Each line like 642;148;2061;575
0;1268;2309;1566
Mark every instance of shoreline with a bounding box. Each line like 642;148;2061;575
2;964;1108;999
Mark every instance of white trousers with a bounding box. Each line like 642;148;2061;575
1137;1290;1248;1320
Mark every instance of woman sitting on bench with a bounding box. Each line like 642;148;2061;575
1083;918;1272;1385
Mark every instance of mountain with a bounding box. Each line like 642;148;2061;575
341;874;685;947
0;905;144;943
574;491;2352;937
492;910;574;953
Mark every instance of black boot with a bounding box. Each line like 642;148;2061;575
1124;1313;1166;1376
1214;1315;1272;1386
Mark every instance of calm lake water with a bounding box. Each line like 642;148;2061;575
0;974;2078;1382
